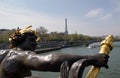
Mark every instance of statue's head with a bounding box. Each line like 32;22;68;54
9;25;40;50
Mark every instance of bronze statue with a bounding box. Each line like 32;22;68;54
0;26;109;78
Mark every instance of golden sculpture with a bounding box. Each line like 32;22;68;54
9;25;40;49
85;35;114;78
9;25;40;42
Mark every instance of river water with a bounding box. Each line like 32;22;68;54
32;43;120;78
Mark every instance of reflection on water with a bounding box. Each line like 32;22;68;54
32;43;120;78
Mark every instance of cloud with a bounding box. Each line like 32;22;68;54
100;14;112;20
86;8;112;21
0;6;64;30
86;8;104;17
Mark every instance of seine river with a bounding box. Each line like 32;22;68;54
32;42;120;78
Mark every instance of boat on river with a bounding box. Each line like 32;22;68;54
87;42;100;49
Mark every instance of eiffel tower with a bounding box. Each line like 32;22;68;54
65;18;68;35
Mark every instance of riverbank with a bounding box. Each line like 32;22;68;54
0;41;86;52
0;41;87;52
35;41;86;53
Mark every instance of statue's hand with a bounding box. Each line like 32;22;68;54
87;54;109;69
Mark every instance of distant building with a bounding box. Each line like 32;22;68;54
0;29;9;33
64;18;68;35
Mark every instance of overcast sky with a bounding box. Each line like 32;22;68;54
0;0;120;36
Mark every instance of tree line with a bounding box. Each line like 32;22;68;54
1;26;118;43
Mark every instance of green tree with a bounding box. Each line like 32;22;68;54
0;29;15;43
36;26;48;35
36;26;48;41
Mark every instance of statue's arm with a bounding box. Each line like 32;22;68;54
16;52;108;72
15;52;88;72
